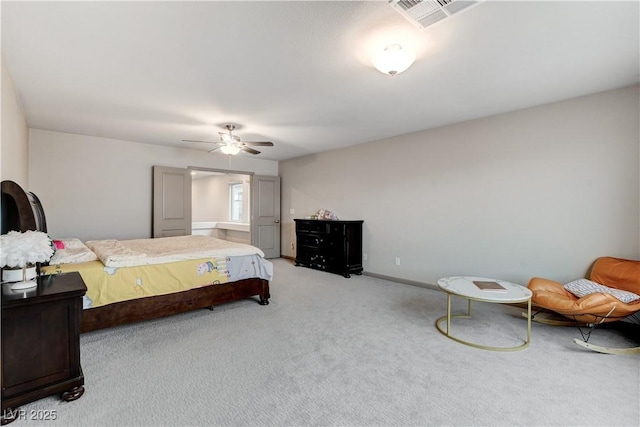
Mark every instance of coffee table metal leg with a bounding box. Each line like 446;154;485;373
446;293;451;335
436;293;532;352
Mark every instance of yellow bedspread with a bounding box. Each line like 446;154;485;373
42;257;232;309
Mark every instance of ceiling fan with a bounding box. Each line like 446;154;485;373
182;124;274;155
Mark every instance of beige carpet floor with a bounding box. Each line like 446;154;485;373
8;258;640;426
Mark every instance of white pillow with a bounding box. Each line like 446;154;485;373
564;279;640;304
50;238;98;264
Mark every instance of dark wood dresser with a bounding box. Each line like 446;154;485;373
294;219;364;278
1;272;86;424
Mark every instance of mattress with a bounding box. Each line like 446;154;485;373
42;236;273;309
43;254;272;309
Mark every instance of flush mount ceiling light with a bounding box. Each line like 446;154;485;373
372;44;416;76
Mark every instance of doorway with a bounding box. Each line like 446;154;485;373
190;168;252;245
187;167;281;258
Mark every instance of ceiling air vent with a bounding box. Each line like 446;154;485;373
389;0;484;30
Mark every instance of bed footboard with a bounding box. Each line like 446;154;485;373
81;278;269;332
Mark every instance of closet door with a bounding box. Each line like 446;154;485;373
152;166;192;237
251;175;280;258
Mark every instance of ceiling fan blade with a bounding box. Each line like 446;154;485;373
208;146;221;153
240;146;261;155
242;141;274;146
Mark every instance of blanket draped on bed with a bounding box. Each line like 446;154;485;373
86;235;265;268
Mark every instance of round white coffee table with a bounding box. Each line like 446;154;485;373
436;276;532;352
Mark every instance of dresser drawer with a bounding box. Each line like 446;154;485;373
296;247;327;268
297;234;326;249
296;220;328;234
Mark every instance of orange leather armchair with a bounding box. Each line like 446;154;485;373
528;256;640;353
529;257;640;324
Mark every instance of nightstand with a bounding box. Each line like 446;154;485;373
1;272;86;425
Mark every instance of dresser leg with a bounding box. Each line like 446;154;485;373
61;386;85;402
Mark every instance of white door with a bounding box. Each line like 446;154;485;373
251;175;281;258
153;166;192;237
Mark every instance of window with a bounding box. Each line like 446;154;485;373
229;183;243;222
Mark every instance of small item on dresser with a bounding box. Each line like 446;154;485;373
473;280;507;291
316;209;338;220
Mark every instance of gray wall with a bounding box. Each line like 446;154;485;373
1;60;29;187
192;173;250;222
192;175;231;222
280;85;640;285
29;129;277;241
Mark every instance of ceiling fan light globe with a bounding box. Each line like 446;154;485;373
220;145;241;155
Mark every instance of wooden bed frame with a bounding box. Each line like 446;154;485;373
1;180;270;333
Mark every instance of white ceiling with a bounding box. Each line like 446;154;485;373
2;1;639;161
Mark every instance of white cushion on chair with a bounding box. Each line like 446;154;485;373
564;279;640;304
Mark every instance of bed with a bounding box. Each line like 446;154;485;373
1;180;271;332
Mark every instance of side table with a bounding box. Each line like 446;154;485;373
1;272;87;424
